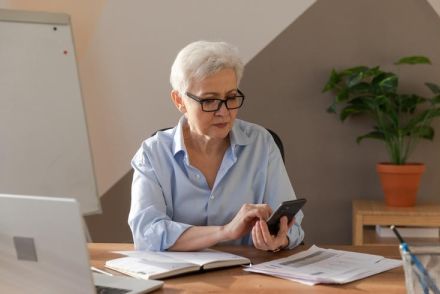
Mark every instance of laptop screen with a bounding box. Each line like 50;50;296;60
0;194;96;293
0;194;162;294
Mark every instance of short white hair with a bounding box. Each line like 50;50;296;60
170;40;244;95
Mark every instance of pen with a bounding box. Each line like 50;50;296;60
390;225;440;294
91;266;113;276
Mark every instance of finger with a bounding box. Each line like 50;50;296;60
277;216;289;238
241;211;262;225
252;222;265;250
243;203;268;211
254;221;269;250
260;204;272;219
252;224;267;251
250;204;272;220
256;204;272;218
260;221;280;251
251;225;258;247
254;221;265;246
259;220;272;244
247;207;270;222
280;216;289;230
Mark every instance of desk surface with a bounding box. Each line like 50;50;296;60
89;243;406;293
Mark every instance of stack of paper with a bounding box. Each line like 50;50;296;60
244;245;402;286
375;225;439;238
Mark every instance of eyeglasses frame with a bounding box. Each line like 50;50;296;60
185;89;245;112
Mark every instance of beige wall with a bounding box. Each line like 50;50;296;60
0;0;316;241
1;0;315;196
2;0;440;245
89;0;440;244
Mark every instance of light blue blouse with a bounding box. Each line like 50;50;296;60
129;117;304;251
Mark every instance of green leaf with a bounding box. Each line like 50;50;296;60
322;69;341;92
347;71;364;88
375;94;390;106
340;66;369;76
426;82;440;94
412;125;434;140
340;106;362;121
431;95;440;105
348;82;370;95
398;94;426;113
404;111;427;131
349;95;373;115
405;108;440;131
426;108;440;119
366;66;381;77
356;131;385;144
378;75;398;93
386;108;399;128
349;96;377;112
371;72;387;84
395;56;431;65
335;88;349;102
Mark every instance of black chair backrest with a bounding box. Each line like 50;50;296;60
150;128;173;137
266;129;285;163
151;127;285;162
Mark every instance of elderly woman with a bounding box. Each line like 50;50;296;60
129;41;304;252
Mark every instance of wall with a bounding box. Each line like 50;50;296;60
0;0;315;242
89;0;440;244
239;0;440;244
2;0;440;245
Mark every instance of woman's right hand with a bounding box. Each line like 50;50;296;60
222;203;272;241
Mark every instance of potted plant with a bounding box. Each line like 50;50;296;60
323;56;440;206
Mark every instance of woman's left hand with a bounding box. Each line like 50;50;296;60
251;216;295;251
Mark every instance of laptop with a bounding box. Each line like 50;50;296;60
0;194;163;294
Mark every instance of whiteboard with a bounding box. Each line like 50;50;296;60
0;9;100;215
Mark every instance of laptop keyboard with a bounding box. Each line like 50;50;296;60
95;285;131;294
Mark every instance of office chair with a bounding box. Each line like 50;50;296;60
265;128;285;163
151;127;285;162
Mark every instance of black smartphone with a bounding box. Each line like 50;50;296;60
266;198;306;235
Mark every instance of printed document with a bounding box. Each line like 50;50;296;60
244;245;402;285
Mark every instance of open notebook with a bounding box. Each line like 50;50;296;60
106;249;251;280
0;194;163;294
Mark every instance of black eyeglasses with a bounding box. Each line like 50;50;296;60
185;89;245;112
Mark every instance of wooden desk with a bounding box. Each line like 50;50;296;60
353;199;440;245
89;243;405;293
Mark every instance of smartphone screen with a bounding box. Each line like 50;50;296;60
266;198;306;235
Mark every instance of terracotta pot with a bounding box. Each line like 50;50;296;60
376;163;425;207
